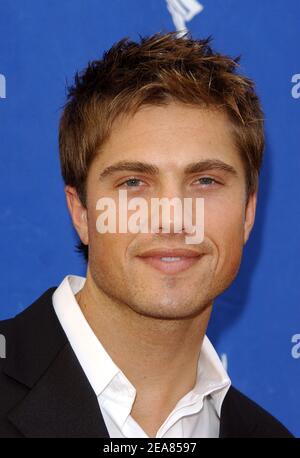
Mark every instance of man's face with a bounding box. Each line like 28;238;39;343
70;102;256;319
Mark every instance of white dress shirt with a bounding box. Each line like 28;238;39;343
52;275;231;438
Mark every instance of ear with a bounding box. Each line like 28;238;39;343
65;186;89;246
244;191;257;244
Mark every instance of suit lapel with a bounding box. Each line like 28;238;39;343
218;386;255;438
7;342;109;438
219;386;239;438
3;287;110;438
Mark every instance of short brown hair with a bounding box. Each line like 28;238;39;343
59;31;265;261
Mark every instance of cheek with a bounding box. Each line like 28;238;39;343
87;209;134;274
204;197;245;266
87;194;148;268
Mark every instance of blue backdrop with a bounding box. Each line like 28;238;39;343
0;0;299;437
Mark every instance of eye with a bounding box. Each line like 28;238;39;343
118;178;144;188
195;177;219;186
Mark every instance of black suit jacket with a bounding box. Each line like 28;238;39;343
0;287;294;438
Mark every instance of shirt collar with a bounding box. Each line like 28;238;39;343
52;274;231;418
52;274;124;396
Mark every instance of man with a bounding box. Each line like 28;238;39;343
0;32;293;438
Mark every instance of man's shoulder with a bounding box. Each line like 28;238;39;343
221;385;294;438
0;317;12;336
0;286;69;437
0;286;64;375
0;286;58;331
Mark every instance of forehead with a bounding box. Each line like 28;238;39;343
95;102;244;172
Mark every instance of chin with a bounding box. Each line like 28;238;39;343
129;294;208;320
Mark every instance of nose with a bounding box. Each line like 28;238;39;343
149;181;189;236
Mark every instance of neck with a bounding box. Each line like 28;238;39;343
75;268;213;436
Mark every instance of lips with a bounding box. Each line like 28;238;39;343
137;248;202;274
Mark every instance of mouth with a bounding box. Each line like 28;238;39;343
136;248;203;275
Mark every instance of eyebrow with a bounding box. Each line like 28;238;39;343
184;159;238;176
99;161;159;180
98;159;238;180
